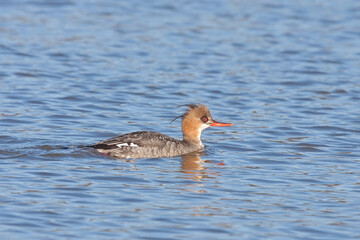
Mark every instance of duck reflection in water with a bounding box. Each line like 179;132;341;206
180;151;222;181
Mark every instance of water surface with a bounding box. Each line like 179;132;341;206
1;0;360;239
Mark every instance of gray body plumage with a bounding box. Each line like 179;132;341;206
90;131;202;159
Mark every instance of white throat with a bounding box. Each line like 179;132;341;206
196;123;210;143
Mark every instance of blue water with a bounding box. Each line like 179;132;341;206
1;0;360;239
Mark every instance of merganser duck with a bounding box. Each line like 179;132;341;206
89;104;233;159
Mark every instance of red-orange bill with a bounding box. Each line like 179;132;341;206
210;120;233;127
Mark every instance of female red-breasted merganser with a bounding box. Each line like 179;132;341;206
89;104;233;159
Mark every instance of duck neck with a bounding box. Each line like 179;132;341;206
182;133;203;147
181;122;203;148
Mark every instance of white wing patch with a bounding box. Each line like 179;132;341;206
116;142;138;148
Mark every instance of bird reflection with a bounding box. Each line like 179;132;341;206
180;151;210;181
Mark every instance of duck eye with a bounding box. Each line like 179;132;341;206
201;116;208;123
